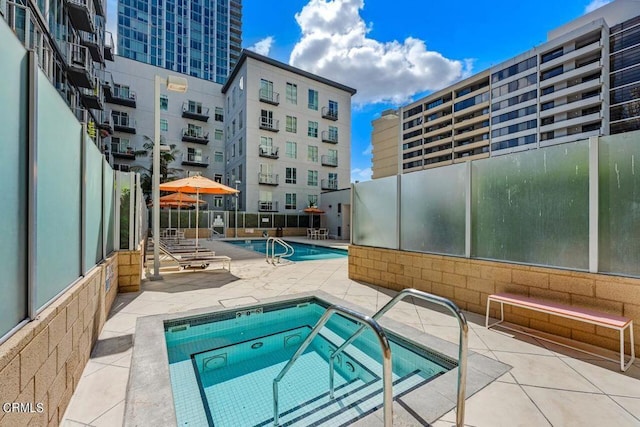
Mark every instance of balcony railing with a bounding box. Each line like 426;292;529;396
104;31;114;61
321;106;339;121
259;117;280;132
112;116;136;133
258;200;279;212
66;43;94;89
66;0;95;33
182;128;209;144
321;179;338;190
182;102;210;122
79;79;103;110
321;155;338;167
79;30;103;63
321;130;338;144
259;145;279;159
98;110;113;134
258;173;279;186
182;153;210;167
106;87;136;108
259;89;280;105
111;142;135;159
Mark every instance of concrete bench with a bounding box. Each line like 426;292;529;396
486;293;635;371
180;255;231;272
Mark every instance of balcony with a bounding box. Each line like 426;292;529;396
321;155;338;167
92;0;105;16
321;106;338;121
259;117;279;132
259;89;280;105
259;145;279;159
113;117;136;134
104;81;136;108
258;201;279;212
321;130;338;144
104;31;114;61
181;153;209;167
258;173;279;186
321;179;338;190
182;102;209;122
66;0;95;33
79;81;103;110
66;43;94;89
97;111;113;135
181;128;209;144
80;31;103;63
111;143;135;160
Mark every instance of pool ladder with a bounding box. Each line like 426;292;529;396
272;289;469;427
265;237;294;264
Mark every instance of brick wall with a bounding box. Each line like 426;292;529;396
118;244;143;293
349;245;640;356
0;254;119;427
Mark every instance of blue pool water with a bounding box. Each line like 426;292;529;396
164;298;453;426
225;239;348;261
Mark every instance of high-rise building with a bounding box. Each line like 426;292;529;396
372;0;640;177
117;0;242;84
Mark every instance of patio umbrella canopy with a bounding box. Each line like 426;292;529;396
159;176;238;249
303;207;325;228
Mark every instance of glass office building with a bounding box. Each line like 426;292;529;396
117;0;241;83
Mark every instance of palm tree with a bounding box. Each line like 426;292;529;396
131;135;182;196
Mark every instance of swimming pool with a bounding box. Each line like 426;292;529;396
225;239;348;261
164;297;453;426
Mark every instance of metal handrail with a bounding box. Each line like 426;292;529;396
329;288;469;427
265;237;294;264
273;304;393;426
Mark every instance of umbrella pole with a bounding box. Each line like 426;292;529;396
195;188;199;253
178;204;181;232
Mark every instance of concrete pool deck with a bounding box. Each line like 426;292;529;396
62;239;640;426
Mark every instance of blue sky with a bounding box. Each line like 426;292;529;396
107;0;614;182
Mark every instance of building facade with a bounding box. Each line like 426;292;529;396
372;0;640;177
117;0;242;84
371;109;400;179
222;50;356;214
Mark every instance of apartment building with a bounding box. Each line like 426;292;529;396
2;0;114;148
222;50;356;213
373;0;640;177
105;56;228;206
117;0;242;84
371;109;400;178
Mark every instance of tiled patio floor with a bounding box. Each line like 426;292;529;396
62;239;640;426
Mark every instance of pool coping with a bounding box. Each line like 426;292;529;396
124;291;511;426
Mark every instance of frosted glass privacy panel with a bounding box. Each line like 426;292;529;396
599;132;640;276
85;141;104;267
118;172;131;249
0;23;28;336
400;165;466;255
36;71;82;310
472;141;589;269
353;176;398;248
104;159;115;254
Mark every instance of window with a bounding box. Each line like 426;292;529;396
214;174;223;183
286;116;297;133
285;167;297;184
238;164;243;182
307;170;318;186
187;100;202;114
308;89;318;110
261;109;274;128
187;147;203;162
214;151;224;162
308;146;318;162
214;107;224;122
285;193;297;210
232;119;236;135
214;129;223;140
328;100;338;116
239;137;243;156
115;84;131;99
308;195;318;207
160;119;168;131
328;125;338;141
111;110;130;126
328;149;338;161
213;197;223;208
239;110;243;129
286;82;297;104
111;137;131;153
308;121;318;137
160;95;168;110
285;141;297;158
260;79;274;102
260;136;273;155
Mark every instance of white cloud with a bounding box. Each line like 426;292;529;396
584;0;612;13
362;144;372;156
351;167;372;182
290;0;469;105
249;37;275;56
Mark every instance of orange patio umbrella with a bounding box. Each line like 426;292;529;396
159;176;239;249
303;207;325;228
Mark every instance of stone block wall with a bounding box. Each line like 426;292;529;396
349;245;640;356
0;254;118;427
118;245;143;293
